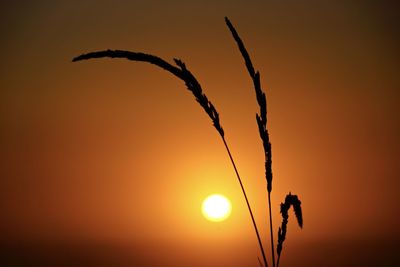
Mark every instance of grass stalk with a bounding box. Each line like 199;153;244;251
73;50;268;267
276;193;303;267
221;137;268;267
267;192;275;266
225;17;276;267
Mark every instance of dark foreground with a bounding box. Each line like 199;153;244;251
1;238;399;267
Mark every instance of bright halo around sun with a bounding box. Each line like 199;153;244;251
202;194;232;222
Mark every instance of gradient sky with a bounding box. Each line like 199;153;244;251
1;1;399;266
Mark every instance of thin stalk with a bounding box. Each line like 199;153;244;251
277;254;281;267
73;49;268;267
268;192;275;267
225;17;276;267
221;137;268;267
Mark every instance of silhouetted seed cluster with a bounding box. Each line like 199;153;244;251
73;50;224;137
225;17;272;193
226;17;276;267
173;59;224;137
276;193;303;267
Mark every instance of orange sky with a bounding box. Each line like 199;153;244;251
1;1;399;266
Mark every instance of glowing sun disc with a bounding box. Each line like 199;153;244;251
202;194;232;222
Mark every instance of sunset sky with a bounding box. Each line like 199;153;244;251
1;1;399;266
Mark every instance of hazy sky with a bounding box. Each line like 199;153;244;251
1;1;399;266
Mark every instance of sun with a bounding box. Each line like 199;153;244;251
202;194;232;222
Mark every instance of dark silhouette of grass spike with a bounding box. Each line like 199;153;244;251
73;50;224;136
225;17;276;267
276;193;303;267
73;49;269;267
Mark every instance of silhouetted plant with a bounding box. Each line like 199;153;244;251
73;17;304;267
73;50;269;267
74;51;224;137
225;17;276;267
276;193;303;267
225;18;303;267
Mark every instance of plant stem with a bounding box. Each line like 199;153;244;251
225;17;276;266
268;192;276;267
221;137;268;267
73;49;268;266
